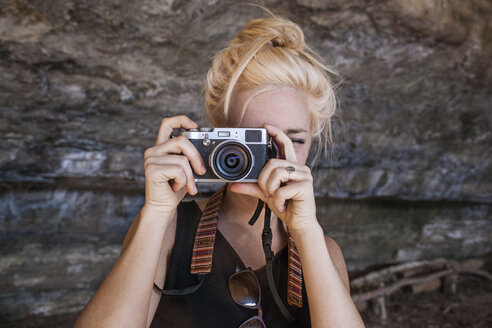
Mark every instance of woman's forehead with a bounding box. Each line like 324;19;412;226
237;87;310;131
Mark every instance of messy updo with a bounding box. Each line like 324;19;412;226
204;11;341;168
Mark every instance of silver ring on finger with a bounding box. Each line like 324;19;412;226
285;166;295;180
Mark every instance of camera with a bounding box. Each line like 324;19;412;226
171;127;278;182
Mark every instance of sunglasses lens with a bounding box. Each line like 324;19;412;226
239;317;266;328
229;271;260;308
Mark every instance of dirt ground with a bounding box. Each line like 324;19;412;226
360;274;492;328
4;269;492;327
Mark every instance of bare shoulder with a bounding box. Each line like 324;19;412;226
324;236;351;294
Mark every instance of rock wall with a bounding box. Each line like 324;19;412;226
1;0;491;325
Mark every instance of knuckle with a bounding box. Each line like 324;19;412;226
264;159;276;169
178;155;188;165
145;163;157;176
175;135;187;143
179;157;193;173
176;164;185;176
160;118;170;128
144;147;153;158
303;180;313;189
144;158;151;169
273;167;283;176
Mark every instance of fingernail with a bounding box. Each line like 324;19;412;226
201;165;207;174
194;185;198;194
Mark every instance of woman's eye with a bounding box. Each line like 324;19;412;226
291;139;305;145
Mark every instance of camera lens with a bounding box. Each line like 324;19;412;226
225;153;240;169
212;141;253;181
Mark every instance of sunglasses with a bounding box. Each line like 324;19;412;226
228;267;267;328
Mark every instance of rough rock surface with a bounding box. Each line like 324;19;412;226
1;0;491;325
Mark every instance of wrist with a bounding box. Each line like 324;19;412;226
288;219;323;238
142;203;176;220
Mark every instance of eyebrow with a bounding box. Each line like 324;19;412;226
284;128;308;134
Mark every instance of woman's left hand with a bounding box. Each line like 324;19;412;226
230;123;318;233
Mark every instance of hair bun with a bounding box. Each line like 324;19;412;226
205;11;340;169
269;22;304;50
236;16;305;51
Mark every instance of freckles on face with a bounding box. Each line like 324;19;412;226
237;87;312;164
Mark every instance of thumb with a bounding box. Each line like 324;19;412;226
229;182;267;202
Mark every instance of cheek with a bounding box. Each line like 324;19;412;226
294;146;310;164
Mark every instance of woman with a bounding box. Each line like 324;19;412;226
75;12;365;328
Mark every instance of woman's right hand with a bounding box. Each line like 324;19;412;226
143;115;207;213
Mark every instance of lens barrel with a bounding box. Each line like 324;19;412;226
212;141;253;181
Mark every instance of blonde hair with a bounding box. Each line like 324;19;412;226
204;10;342;168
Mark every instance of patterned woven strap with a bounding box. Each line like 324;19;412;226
287;232;303;307
190;184;226;274
190;183;303;308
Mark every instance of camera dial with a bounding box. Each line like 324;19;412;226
202;134;211;146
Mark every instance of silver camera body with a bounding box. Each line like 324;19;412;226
172;127;277;183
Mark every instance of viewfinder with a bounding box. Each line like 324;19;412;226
245;130;261;142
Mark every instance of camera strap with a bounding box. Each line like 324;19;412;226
155;185;301;320
248;198;265;226
251;200;296;322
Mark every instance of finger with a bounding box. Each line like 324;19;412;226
265;166;310;197
146;163;187;193
147;136;206;176
263;123;297;163
272;180;312;212
257;159;305;196
230;182;286;221
176;188;187;201
145;155;197;195
155;115;198;146
166;164;188;193
229;182;268;201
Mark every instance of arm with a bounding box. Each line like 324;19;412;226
74;205;176;328
324;235;350;293
290;223;365;328
123;206;178;327
231;123;364;326
75;115;205;327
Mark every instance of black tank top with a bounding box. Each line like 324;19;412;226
150;200;311;327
